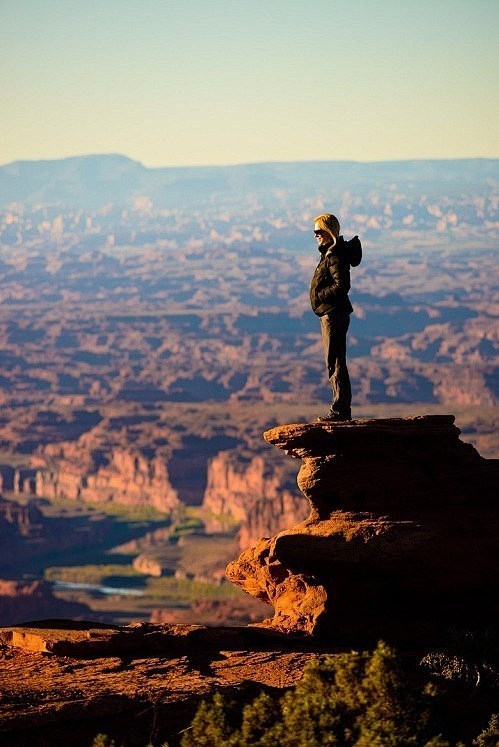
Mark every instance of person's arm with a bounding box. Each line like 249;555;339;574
315;256;350;305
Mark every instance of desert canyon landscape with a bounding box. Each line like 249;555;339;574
0;156;498;745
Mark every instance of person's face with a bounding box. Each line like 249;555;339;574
314;222;332;248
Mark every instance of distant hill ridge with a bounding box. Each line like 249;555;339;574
0;153;498;208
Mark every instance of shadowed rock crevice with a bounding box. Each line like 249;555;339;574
226;416;499;643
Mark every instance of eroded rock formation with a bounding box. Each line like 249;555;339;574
31;440;179;512
203;450;308;548
226;416;499;643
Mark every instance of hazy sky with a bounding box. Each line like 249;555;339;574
2;0;499;167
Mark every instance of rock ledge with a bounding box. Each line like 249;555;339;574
226;416;499;641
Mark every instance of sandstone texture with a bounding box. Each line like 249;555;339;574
32;439;179;512
0;620;319;746
226;416;499;643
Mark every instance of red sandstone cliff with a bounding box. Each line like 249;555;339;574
202;450;308;548
30;440;179;512
0;414;498;746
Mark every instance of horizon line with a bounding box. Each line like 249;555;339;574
2;152;499;170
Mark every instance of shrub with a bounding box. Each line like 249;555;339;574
180;641;461;747
474;713;499;747
91;735;116;747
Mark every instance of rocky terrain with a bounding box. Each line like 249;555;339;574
33;440;179;512
0;621;323;746
0;156;497;626
0;414;497;745
0;493;116;576
203;449;308;548
150;597;269;626
228;416;499;642
0;618;497;746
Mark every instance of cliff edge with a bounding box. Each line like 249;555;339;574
226;415;499;642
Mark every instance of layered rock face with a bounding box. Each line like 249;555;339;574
0;621;317;746
226;416;499;643
30;441;179;512
203;450;308;548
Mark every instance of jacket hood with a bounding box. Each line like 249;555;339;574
319;235;362;267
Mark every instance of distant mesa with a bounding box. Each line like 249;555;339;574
1;154;498;208
226;415;499;643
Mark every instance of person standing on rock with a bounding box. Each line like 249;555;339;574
309;213;362;422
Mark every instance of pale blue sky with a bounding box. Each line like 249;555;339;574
2;0;498;166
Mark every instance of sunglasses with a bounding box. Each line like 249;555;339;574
314;229;326;236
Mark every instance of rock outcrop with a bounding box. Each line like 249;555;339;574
0;496;43;538
226;416;499;643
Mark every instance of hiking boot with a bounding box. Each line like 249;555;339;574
316;410;352;423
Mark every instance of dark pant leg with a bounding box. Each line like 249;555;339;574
320;310;352;416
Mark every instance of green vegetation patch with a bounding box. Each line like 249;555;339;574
180;641;498;747
46;563;243;604
45;564;143;585
83;502;170;522
169;515;205;539
146;576;242;604
89;638;499;746
39;495;171;522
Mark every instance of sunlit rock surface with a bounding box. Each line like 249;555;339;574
32;441;180;512
0;620;317;745
226;416;499;642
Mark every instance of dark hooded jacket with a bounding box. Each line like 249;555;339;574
309;235;362;317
